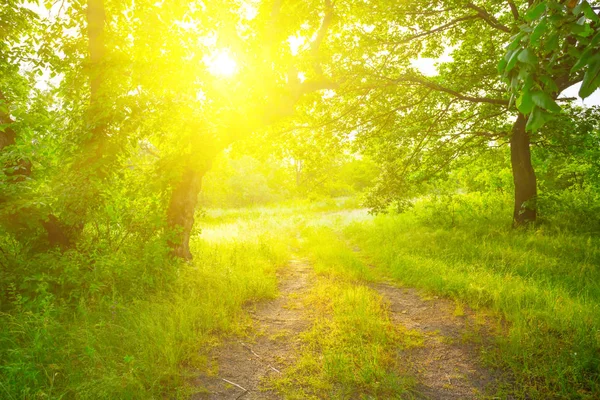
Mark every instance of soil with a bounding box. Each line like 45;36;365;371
193;260;505;399
191;257;315;400
374;282;503;399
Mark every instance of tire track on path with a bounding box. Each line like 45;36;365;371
373;282;504;399
193;257;315;399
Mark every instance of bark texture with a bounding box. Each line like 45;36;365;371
510;113;537;226
167;166;205;260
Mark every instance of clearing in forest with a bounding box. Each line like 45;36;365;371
193;212;506;399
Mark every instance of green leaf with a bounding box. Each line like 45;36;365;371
530;19;548;46
568;22;594;38
574;1;600;22
517;66;530;81
590;31;600;47
510;75;519;92
544;33;559;52
497;58;508;74
531;91;561;112
517;89;534;114
548;15;562;24
525;3;547;22
579;54;600;98
518;49;538;65
539;76;558;93
518;24;533;33
526;106;552;132
571;46;595;72
507;31;526;51
506;49;522;72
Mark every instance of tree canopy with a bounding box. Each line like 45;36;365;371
2;0;600;256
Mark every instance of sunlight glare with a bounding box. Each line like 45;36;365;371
205;50;238;77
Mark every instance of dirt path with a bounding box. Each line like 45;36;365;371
192;257;315;399
193;253;504;399
374;282;503;399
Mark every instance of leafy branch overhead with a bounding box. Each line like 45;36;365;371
499;0;600;131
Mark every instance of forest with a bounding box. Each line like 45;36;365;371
2;0;600;398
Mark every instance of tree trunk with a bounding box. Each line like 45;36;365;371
85;0;108;161
87;0;105;114
167;166;205;260
510;113;537;226
0;92;16;152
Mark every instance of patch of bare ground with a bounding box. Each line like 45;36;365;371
374;282;506;399
191;257;314;400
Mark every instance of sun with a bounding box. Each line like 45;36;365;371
205;50;238;77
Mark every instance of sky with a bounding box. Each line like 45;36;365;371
561;83;600;107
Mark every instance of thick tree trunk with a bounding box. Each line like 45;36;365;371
85;0;108;160
167;166;205;260
0;92;16;152
87;0;105;113
510;113;537;226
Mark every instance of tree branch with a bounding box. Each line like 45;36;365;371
401;75;509;106
471;131;505;139
309;0;334;76
397;8;456;16
507;0;520;20
394;14;479;44
467;3;511;32
270;0;337;121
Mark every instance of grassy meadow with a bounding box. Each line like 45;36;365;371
343;202;600;398
4;1;600;398
2;196;600;398
0;208;294;399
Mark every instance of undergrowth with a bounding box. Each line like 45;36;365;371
3;195;600;399
0;211;291;399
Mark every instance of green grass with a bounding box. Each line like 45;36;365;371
268;225;420;399
269;281;419;400
299;225;378;282
0;211;292;399
3;198;600;399
343;201;600;398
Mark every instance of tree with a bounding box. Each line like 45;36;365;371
5;0;597;263
0;1;51;241
158;0;338;258
312;0;600;225
1;0;337;259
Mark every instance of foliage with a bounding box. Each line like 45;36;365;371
1;0;600;397
501;0;600;130
200;154;285;208
200;150;377;208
